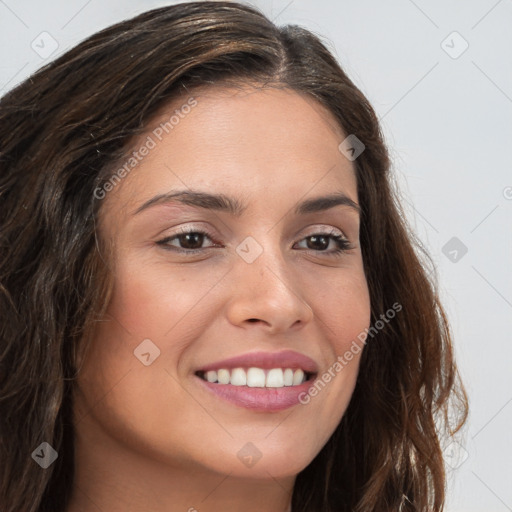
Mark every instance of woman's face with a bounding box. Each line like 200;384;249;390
75;86;371;480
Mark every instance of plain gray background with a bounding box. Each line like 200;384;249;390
1;1;511;511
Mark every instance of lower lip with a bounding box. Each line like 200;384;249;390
195;375;315;411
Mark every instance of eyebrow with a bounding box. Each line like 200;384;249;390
133;190;360;216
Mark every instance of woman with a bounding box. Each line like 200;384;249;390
0;2;468;511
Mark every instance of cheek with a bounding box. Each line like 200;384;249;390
77;256;227;424
308;264;371;348
73;261;217;469
106;254;226;343
297;267;370;440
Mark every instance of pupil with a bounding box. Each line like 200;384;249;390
180;233;203;249
308;235;328;250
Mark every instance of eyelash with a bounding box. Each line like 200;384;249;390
156;227;352;257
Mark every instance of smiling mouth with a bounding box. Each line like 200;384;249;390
195;367;316;388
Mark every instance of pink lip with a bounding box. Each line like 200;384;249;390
196;378;315;411
196;350;319;373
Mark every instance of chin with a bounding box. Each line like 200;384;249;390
198;441;318;479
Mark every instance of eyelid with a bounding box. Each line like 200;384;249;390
301;224;347;238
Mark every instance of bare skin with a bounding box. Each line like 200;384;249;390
67;86;371;512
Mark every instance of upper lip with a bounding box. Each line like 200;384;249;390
196;350;319;374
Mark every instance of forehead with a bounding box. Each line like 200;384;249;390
104;85;358;215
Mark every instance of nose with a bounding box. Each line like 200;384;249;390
225;245;314;335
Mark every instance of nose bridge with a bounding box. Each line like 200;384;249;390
226;231;313;332
235;230;290;292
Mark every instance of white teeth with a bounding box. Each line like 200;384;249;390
200;367;309;387
266;368;284;387
292;369;305;386
205;370;218;383
230;367;247;386
247;367;266;387
217;369;230;384
283;368;294;386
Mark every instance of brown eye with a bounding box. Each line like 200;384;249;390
175;232;205;250
156;229;218;253
305;234;330;251
295;233;351;255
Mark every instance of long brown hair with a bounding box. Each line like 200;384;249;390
0;2;468;511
